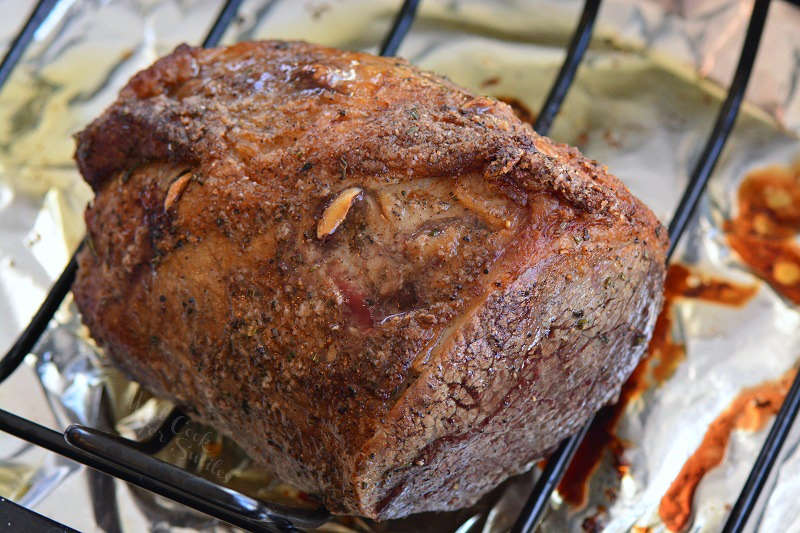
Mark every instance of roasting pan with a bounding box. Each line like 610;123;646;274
1;0;800;531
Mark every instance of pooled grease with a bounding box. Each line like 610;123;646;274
654;161;800;531
725;162;800;305
658;367;798;532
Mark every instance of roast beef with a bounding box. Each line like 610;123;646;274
72;40;668;519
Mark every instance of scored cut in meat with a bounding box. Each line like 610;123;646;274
72;40;668;520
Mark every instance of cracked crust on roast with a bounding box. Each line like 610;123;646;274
73;41;668;519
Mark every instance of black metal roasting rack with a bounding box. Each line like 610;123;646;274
0;0;797;531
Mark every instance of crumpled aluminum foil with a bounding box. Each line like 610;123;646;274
1;0;799;531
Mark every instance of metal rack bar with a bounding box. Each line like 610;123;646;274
203;0;245;48
533;0;601;134
0;496;80;533
379;0;421;57
0;243;81;382
512;423;591;533
0;409;325;532
512;1;772;531
0;0;58;91
666;0;771;260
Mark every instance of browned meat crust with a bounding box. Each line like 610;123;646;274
73;40;668;519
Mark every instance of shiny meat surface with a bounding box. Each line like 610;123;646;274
73;41;668;519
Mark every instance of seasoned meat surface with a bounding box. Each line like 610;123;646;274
73;41;668;519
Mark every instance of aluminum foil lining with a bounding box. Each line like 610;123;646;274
1;0;800;531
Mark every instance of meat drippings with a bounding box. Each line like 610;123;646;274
725;162;800;305
558;264;757;508
658;367;798;532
